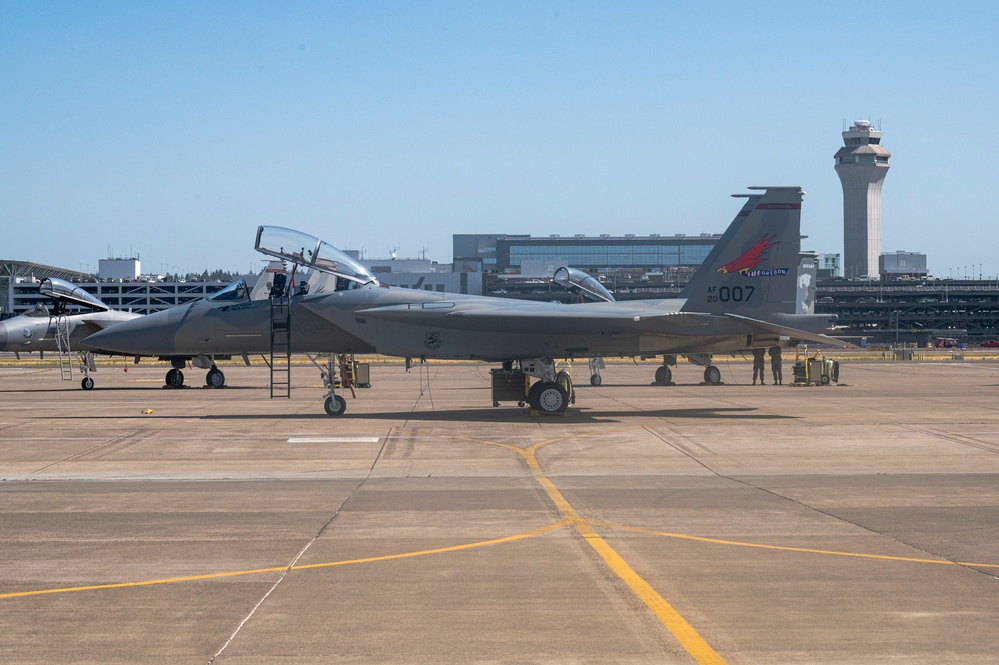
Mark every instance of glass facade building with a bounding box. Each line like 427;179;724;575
455;234;720;273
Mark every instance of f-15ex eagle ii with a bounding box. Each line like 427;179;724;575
0;277;142;390
85;186;847;416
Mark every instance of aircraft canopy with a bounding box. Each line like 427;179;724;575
254;226;378;286
208;279;250;302
553;267;616;303
39;277;109;311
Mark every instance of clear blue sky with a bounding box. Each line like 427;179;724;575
3;1;998;278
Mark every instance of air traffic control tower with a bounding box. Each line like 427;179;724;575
835;120;890;278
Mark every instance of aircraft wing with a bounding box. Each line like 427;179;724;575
722;313;853;348
348;301;852;346
349;301;711;335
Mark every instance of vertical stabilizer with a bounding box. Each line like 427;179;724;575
679;193;761;300
680;186;804;315
796;252;817;314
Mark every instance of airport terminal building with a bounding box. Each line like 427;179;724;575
453;232;721;275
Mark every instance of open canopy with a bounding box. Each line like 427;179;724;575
552;267;616;303
254;226;378;286
39;277;109;311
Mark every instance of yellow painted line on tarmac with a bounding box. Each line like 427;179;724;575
0;520;568;600
448;426;644;456
521;441;726;665
446;435;526;454
292;518;569;572
590;519;999;569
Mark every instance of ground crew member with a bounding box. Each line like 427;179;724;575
769;346;783;385
752;348;766;385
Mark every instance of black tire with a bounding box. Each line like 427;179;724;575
206;368;225;388
324;394;347;416
820;374;830;385
527;381;544;408
655;365;672;384
589;373;602;386
166;368;184;389
534;382;568;414
704;365;721;385
81;377;94;391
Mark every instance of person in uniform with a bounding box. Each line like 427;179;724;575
769;346;783;385
752;348;766;385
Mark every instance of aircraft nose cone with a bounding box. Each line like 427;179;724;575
83;306;189;355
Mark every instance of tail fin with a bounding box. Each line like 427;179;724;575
680;186;804;315
678;193;762;301
796;251;817;314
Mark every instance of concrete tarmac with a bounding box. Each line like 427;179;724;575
1;359;998;664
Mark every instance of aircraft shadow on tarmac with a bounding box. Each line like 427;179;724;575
330;407;795;423
53;406;796;423
0;385;260;393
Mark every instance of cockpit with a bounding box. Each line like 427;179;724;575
552;267;616;303
39;277;110;311
24;303;51;317
208;279;250;302
254;226;379;289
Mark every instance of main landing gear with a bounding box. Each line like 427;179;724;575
206;366;225;388
165;367;185;388
522;359;575;415
163;357;226;389
653;354;722;386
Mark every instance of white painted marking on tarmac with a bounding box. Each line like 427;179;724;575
287;437;380;443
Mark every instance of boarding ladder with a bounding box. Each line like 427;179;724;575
54;314;73;381
269;292;292;398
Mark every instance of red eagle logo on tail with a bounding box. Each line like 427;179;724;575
716;235;780;275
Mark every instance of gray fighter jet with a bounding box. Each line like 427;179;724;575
86;186;846;415
0;278;143;389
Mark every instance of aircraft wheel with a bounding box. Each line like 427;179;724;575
81;377;94;391
324;395;347;416
589;373;602;386
527;381;544;407
532;381;568;415
655;365;672;384
704;365;721;385
206;367;225;388
166;368;185;389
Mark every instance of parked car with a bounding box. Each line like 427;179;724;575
980;340;999;349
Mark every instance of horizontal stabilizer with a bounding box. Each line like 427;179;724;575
724;313;853;348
